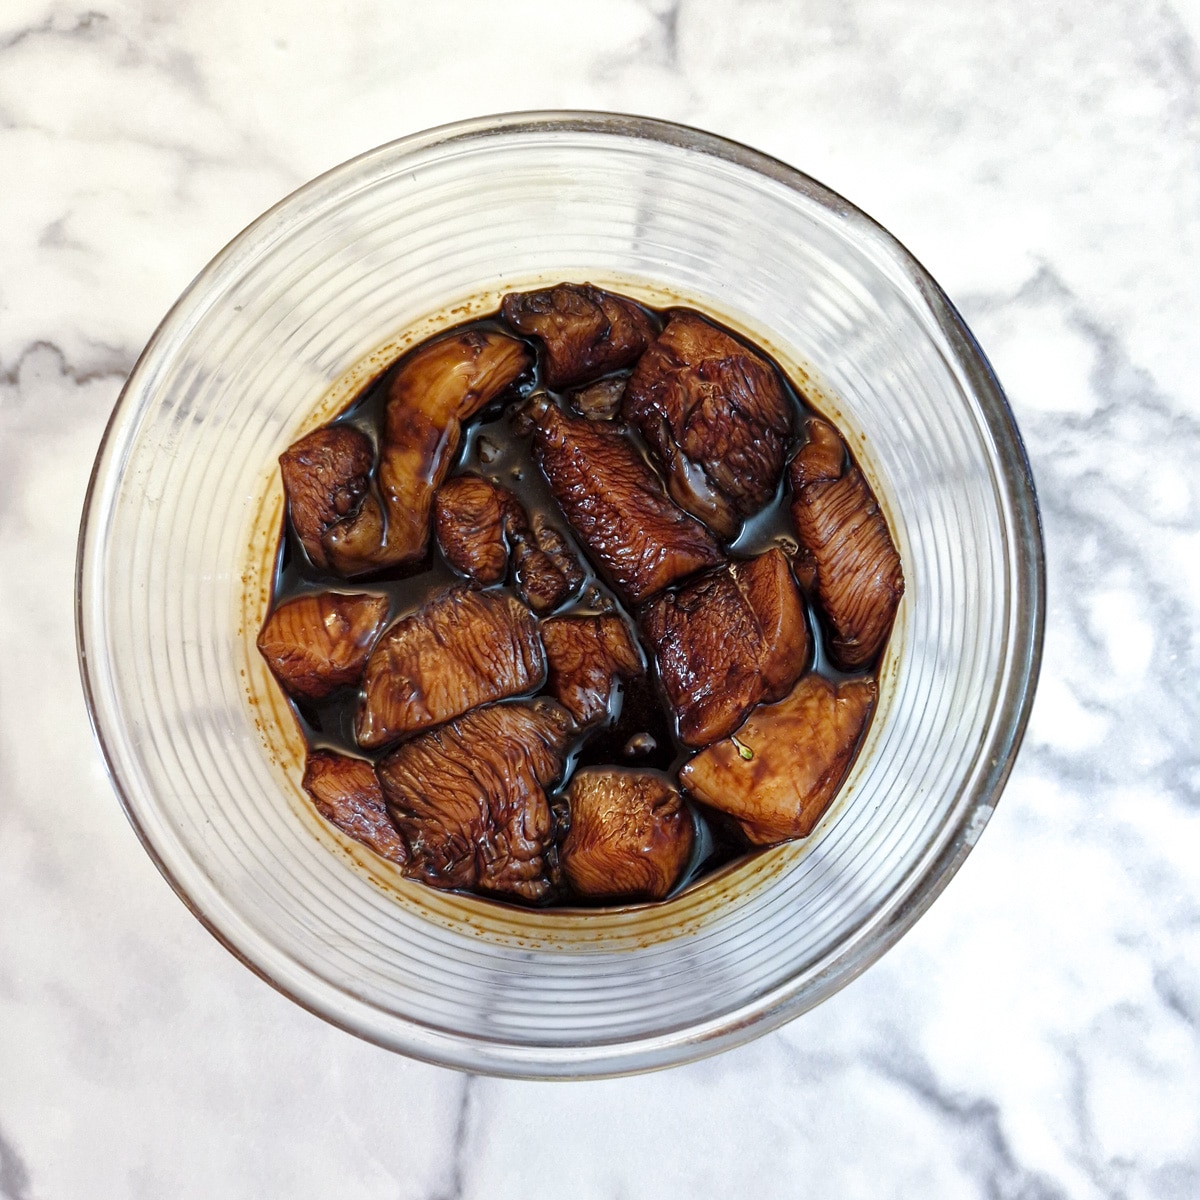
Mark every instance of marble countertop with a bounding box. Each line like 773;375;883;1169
3;1;1198;1196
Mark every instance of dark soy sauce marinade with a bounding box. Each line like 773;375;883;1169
268;301;881;905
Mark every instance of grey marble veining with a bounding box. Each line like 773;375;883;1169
1;1;1197;1197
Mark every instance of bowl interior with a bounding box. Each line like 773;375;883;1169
78;113;1042;1077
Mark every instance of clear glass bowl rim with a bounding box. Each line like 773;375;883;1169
75;109;1046;1076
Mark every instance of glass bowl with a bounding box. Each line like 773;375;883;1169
77;111;1044;1078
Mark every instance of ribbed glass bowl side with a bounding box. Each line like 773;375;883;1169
77;113;1043;1077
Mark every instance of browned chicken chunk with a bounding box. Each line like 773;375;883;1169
679;674;876;844
639;548;808;747
434;474;522;584
533;401;722;604
559;768;693;902
357;588;545;749
501;283;657;389
789;418;904;669
377;701;574;900
791;543;819;594
322;330;531;574
511;516;586;613
257;591;389;700
624;312;793;537
279;425;374;570
435;476;584;611
571;376;626;421
302;750;407;864
541;614;644;727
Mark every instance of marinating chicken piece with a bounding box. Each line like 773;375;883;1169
356;587;545;749
501;283;657;389
739;550;811;702
435;475;584;611
377;700;574;901
624;312;793;538
257;591;389;700
679;674;876;845
531;519;586;587
571;376;626;421
302;749;407;864
434;474;523;584
533;401;722;604
789;417;904;670
639;548;808;747
559;768;693;902
511;516;586;613
540;614;644;727
279;425;375;570
322;330;531;574
791;543;819;594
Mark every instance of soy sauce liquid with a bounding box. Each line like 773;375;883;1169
269;304;875;904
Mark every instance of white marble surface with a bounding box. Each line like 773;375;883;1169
2;1;1198;1196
